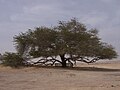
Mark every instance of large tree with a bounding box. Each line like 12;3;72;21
14;19;118;67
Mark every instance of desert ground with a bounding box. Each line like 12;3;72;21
0;60;120;90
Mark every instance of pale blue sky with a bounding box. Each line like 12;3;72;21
0;0;120;58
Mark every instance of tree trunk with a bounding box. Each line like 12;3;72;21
60;54;66;68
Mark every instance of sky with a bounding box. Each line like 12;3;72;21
0;0;120;58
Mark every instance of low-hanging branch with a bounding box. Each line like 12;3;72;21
25;56;101;67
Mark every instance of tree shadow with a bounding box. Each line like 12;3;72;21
69;67;120;72
33;65;120;72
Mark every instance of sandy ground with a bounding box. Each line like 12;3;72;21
0;60;120;90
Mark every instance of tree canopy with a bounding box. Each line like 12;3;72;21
14;19;118;67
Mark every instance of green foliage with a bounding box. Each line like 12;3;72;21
13;30;33;56
2;52;24;68
98;43;118;59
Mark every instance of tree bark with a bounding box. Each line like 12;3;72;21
60;54;66;68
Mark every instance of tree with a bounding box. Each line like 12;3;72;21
0;53;2;64
14;19;118;67
2;52;25;68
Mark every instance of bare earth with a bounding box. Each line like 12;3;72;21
0;60;120;90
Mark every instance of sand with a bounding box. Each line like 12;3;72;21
0;60;120;90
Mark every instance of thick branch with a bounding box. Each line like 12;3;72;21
77;57;100;64
26;57;62;66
